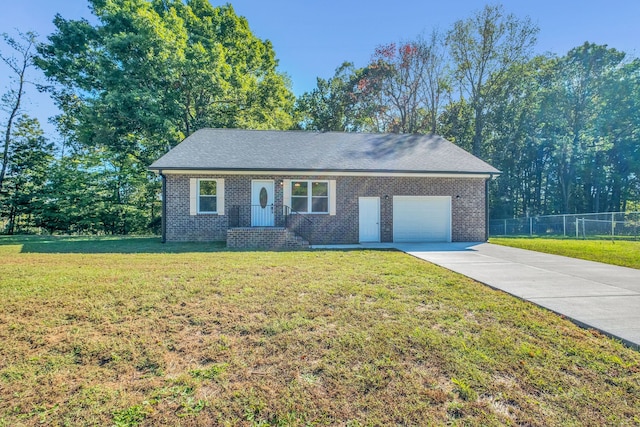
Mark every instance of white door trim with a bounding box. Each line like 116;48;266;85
359;197;381;242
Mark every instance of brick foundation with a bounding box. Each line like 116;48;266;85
227;227;309;249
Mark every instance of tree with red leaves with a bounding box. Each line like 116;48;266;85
355;31;449;134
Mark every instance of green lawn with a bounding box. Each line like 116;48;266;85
0;236;639;426
490;237;640;269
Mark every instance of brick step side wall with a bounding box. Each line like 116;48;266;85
226;227;309;250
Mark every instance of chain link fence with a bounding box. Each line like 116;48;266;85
489;212;640;240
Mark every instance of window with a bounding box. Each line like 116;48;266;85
291;180;329;213
190;178;224;216
198;179;217;213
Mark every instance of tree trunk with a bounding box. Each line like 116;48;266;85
0;87;22;193
7;204;16;235
472;103;484;158
0;33;33;194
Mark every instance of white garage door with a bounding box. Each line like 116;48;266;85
393;196;451;242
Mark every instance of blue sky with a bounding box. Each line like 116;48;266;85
1;0;639;139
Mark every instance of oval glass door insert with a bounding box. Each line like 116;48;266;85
259;187;268;208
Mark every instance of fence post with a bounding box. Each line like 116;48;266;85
563;215;566;237
611;212;615;240
504;219;507;236
575;218;579;238
529;217;533;237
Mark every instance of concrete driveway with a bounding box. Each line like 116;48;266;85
384;242;640;349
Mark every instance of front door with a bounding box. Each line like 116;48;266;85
251;180;275;226
359;197;380;242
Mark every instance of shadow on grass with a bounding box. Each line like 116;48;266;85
0;235;415;255
0;235;227;254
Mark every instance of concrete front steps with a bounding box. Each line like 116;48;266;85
226;227;309;249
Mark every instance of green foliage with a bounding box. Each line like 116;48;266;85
38;0;295;154
297;33;450;135
296;7;640;217
0;31;42;235
438;98;474;152
0;116;54;234
28;0;295;235
486;44;640;217
446;4;539;157
295;62;358;131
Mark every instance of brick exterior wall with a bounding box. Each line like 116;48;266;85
164;174;487;243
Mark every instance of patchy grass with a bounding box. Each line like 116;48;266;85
0;237;639;426
490;237;640;269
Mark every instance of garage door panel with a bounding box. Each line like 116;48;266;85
393;196;451;242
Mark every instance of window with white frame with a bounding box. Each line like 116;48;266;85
291;180;329;213
198;179;217;213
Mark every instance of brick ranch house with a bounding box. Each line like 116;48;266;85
149;129;500;248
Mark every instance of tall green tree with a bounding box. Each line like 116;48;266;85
551;43;627;213
446;4;538;158
37;0;295;234
483;55;556;218
482;44;640;218
595;58;640;212
438;98;474;152
0;116;53;234
295;62;359;131
39;0;295;158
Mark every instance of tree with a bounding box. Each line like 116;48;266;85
0;116;53;234
296;34;452;135
594;58;640;212
481;43;640;218
37;0;295;234
0;31;38;195
438;98;474;152
295;62;358;132
446;4;538;158
551;43;627;213
38;0;295;154
483;55;556;218
353;38;449;134
365;41;428;133
417;30;450;134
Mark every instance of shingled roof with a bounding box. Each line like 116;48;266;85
149;128;500;175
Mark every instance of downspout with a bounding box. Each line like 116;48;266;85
485;174;492;242
160;170;167;243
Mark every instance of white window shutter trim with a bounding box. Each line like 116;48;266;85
329;180;337;216
283;179;291;215
189;178;197;215
217;178;225;215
